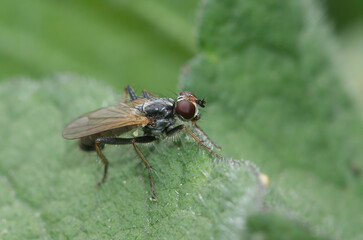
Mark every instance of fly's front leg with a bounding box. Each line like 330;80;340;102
94;136;156;199
166;125;223;160
192;121;221;150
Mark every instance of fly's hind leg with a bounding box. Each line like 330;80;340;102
94;136;157;199
94;140;109;185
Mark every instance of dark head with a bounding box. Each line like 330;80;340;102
175;91;205;121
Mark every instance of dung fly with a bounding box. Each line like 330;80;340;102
62;85;221;200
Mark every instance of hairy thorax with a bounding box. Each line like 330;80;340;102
137;98;176;137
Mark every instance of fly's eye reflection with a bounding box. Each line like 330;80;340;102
176;100;196;119
62;85;222;201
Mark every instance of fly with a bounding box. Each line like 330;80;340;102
62;85;221;200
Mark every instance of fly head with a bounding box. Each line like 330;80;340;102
175;91;205;121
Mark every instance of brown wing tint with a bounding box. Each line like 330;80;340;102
62;102;150;139
125;98;148;108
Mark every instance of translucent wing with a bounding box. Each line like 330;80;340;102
125;98;148;108
62;101;150;139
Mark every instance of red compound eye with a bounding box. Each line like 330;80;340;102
176;100;196;119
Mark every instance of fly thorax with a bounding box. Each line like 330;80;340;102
141;98;175;119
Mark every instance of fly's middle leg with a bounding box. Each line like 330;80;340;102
131;139;156;201
94;136;157;199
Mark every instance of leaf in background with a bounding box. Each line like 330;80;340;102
0;0;198;93
324;0;363;30
181;0;363;239
338;23;363;115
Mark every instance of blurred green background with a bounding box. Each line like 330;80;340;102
0;0;198;93
0;0;362;96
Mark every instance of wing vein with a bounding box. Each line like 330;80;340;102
62;101;149;139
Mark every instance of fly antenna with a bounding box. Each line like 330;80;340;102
196;98;206;108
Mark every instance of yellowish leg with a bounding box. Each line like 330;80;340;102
132;139;156;201
95;140;109;185
192;121;221;150
182;125;223;160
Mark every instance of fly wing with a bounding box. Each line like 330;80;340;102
125;98;148;108
62;102;150;139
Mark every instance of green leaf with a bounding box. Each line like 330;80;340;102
0;0;198;92
0;76;263;239
245;212;329;240
325;0;363;30
1;0;363;239
181;0;363;239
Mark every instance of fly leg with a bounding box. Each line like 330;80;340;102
192;121;221;150
123;85;138;102
166;125;223;160
124;85;158;100
95;140;109;185
131;140;156;200
95;136;157;199
142;89;158;98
